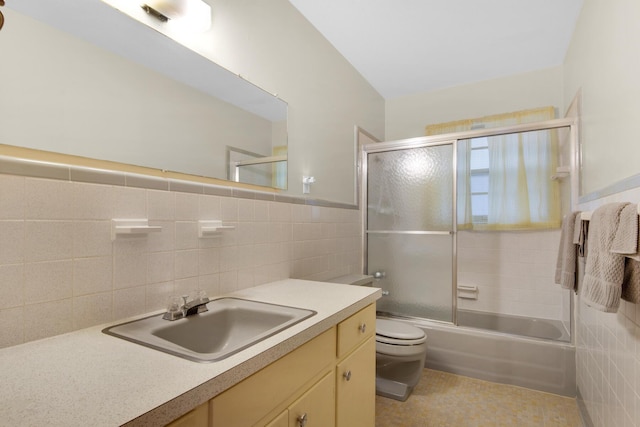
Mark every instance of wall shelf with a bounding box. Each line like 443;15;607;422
111;219;162;241
198;220;235;238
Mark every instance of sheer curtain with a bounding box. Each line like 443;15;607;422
426;107;561;230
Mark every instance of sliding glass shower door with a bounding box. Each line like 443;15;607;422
365;142;456;323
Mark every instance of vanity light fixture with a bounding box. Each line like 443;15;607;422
141;0;212;32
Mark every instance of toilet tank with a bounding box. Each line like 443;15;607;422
327;274;374;287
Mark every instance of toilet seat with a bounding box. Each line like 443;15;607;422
326;275;428;402
376;319;427;356
375;319;426;346
376;334;427;346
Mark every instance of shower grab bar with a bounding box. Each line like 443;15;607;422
366;230;454;235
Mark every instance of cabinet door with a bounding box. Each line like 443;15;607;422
165;402;208;427
288;371;335;427
265;410;288;427
211;328;336;427
336;337;376;427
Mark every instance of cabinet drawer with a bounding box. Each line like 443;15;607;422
337;304;375;359
211;327;336;427
165;402;208;427
265;410;288;427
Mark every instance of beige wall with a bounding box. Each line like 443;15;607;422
0;175;362;349
385;66;564;141
206;0;385;203
103;0;385;203
1;9;273;182
6;0;385;204
564;0;640;196
0;0;379;349
564;1;640;426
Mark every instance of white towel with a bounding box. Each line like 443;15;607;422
611;203;638;255
622;258;640;304
555;211;581;291
610;203;640;304
582;202;629;312
573;214;588;258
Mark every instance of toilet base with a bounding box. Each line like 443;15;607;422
376;377;413;402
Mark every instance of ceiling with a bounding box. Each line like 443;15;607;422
288;0;584;100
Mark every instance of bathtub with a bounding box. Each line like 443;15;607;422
378;312;576;397
457;309;571;342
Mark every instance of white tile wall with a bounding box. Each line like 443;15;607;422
0;176;362;349
576;187;640;427
457;229;568;320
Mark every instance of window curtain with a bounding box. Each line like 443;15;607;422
426;107;561;231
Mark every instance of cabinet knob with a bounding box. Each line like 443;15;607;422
297;413;308;427
343;370;352;381
359;323;366;334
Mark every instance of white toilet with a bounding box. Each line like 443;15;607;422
328;275;428;401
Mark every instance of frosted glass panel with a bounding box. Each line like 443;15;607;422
367;145;453;231
368;233;453;322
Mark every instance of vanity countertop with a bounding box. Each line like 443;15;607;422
0;279;380;426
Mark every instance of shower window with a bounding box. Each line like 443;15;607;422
430;107;561;231
469;137;489;224
459;129;561;231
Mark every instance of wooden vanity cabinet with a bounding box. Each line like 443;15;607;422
210;328;336;427
265;371;335;427
262;303;376;427
335;305;376;427
167;303;377;427
165;402;208;427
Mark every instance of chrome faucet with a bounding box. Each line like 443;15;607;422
163;292;210;321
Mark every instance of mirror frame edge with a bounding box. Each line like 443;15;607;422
0;145;359;209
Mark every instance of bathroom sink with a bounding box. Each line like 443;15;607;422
102;298;316;362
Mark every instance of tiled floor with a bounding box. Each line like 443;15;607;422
375;369;583;427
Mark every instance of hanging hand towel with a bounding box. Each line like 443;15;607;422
573;215;589;258
611;203;638;255
622;258;640;304
610;203;640;261
582;202;629;312
555;211;581;291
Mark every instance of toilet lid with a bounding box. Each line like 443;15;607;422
376;334;427;346
376;319;425;340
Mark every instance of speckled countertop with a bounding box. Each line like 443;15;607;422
0;279;381;427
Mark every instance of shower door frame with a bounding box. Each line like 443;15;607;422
362;139;459;324
362;117;579;328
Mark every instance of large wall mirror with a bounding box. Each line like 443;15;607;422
1;0;287;190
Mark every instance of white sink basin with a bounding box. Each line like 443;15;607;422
102;298;316;362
